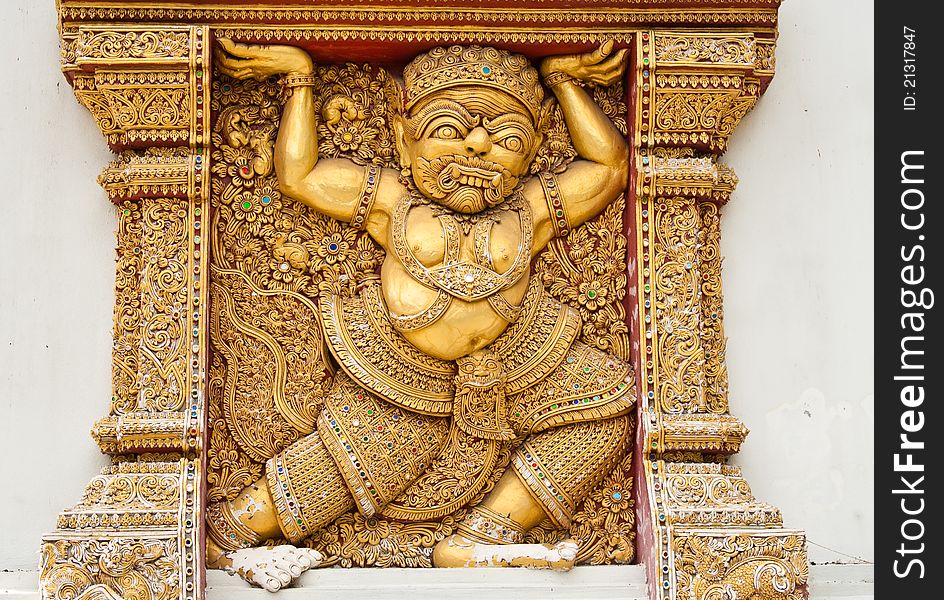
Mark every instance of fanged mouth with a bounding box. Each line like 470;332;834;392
445;163;505;189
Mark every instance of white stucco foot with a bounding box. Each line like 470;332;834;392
223;545;323;592
435;534;578;571
471;538;578;571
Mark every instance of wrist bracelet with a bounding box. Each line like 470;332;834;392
543;71;574;88
281;72;317;100
282;72;316;88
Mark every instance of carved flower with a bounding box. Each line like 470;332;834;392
230;187;280;234
313;232;351;266
577;280;607;311
146;253;169;270
269;256;298;284
332;126;364;152
358;516;392;547
253;183;283;216
118;289;141;310
255;75;283;101
601;482;631;514
231;191;261;222
225;148;258;187
214;80;242;106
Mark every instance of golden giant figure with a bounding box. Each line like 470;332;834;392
206;40;636;590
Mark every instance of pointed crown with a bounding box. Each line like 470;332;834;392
403;45;544;122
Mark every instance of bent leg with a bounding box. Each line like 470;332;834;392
433;469;578;569
433;415;631;569
206;432;355;590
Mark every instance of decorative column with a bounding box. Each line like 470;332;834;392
633;31;809;599
40;25;211;600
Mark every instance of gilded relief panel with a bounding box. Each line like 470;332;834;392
205;56;636;573
46;4;807;600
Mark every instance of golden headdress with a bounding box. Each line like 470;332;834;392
403;45;544;123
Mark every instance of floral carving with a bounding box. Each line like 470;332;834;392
674;533;808;600
654;35;755;65
73;30;190;61
653;196;704;413
41;538;180;600
73;71;192;146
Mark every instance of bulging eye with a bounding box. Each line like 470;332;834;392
498;136;523;152
433;125;460;140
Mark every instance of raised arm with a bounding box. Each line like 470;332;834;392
530;42;630;250
216;40;396;243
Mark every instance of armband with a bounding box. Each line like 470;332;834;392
350;163;381;231
539;170;570;238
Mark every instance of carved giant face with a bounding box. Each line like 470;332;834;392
397;87;542;214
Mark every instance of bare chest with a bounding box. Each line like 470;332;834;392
401;205;525;274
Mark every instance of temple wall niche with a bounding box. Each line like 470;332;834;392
0;0;871;583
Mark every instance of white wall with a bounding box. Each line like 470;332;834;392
0;0;115;570
0;0;872;571
723;0;874;564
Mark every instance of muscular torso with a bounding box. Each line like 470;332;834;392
379;201;531;361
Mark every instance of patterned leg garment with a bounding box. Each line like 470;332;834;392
510;415;631;529
270;373;451;541
451;414;631;564
265;433;356;543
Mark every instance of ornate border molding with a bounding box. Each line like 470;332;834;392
633;28;807;599
46;3;803;599
42;22;210;600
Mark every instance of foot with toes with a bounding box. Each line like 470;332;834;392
222;545;323;592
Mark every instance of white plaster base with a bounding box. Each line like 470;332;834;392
2;565;646;600
0;564;875;599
